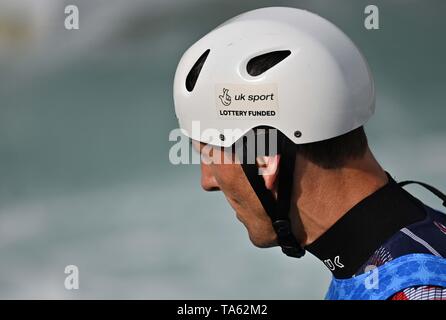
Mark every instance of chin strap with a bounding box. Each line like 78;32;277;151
240;132;305;258
398;180;446;208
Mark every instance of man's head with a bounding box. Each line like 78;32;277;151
193;126;369;248
174;7;376;257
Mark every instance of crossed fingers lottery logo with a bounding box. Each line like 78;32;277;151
219;88;232;106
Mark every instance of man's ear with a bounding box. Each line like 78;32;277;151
257;154;280;191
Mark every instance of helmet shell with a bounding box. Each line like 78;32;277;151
173;7;375;147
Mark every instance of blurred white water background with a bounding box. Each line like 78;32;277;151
0;0;445;298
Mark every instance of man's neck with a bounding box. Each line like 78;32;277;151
290;148;389;246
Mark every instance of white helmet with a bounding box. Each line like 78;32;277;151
173;7;375;258
173;6;375;148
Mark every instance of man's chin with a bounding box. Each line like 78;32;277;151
247;232;277;248
233;211;277;248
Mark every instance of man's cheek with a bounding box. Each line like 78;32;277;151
221;171;246;196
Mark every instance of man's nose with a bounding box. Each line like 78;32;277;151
200;163;220;192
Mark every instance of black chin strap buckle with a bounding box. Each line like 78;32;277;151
273;220;293;237
280;246;306;258
273;220;306;258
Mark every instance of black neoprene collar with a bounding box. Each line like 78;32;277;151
305;173;427;279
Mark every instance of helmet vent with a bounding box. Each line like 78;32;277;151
186;49;210;92
247;50;291;76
